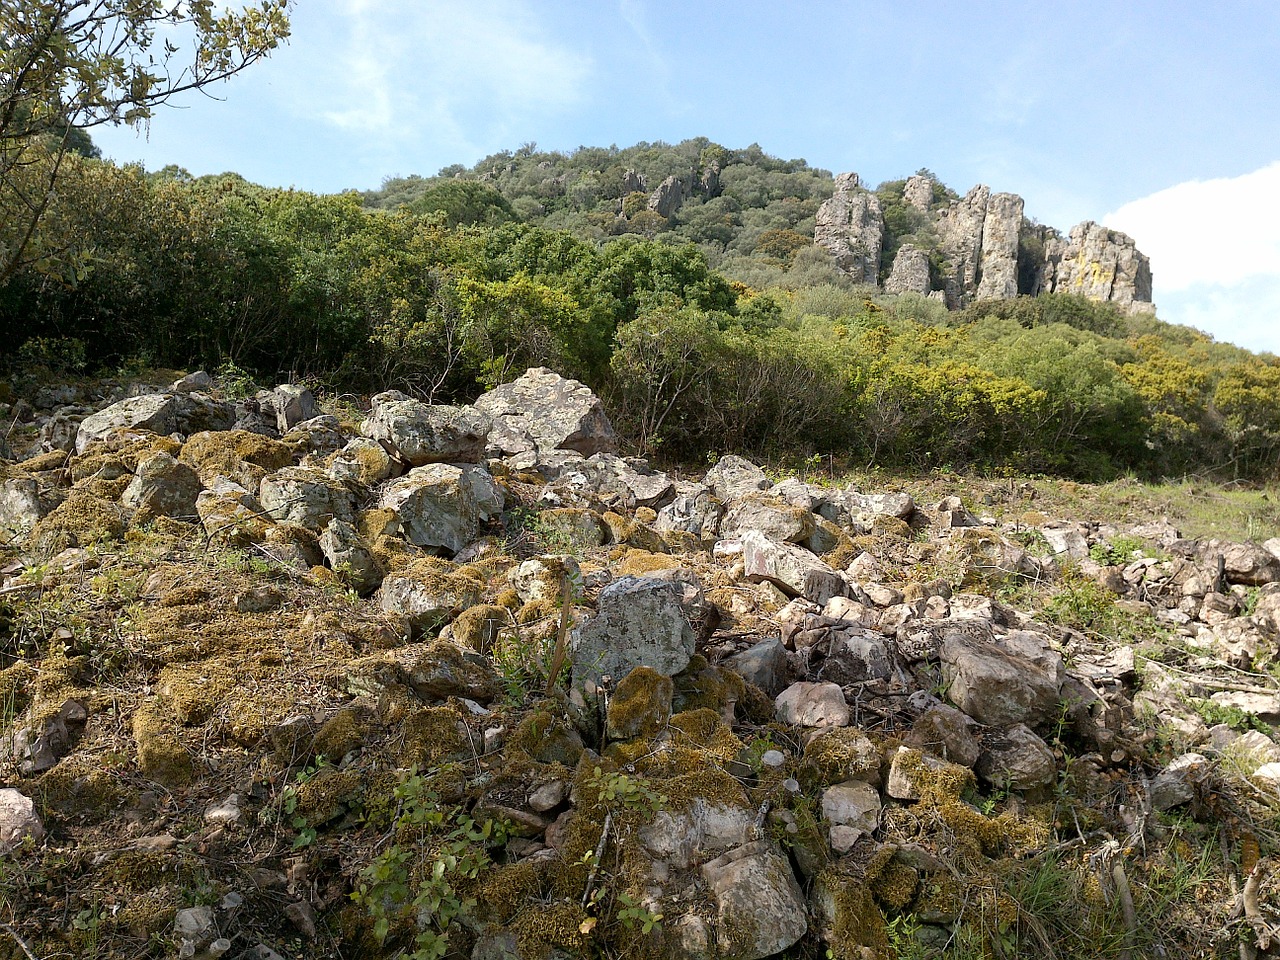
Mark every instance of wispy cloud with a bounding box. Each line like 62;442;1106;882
1105;161;1280;352
305;0;593;165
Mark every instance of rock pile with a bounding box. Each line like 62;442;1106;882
1;367;1277;959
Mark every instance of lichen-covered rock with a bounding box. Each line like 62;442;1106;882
1041;221;1153;309
360;391;491;465
974;192;1024;300
974;723;1057;791
327;437;395;487
705;454;769;503
474;367;618;457
775;681;849;728
75;392;236;453
121;451;203;521
939;526;1039;584
266;383;316;434
259;466;355;532
935;184;991;307
571;575;696;687
940;630;1064;727
700;839;808;960
377;462;503;556
0;475;44;545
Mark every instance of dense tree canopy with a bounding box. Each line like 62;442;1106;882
0;0;291;282
3;138;1279;483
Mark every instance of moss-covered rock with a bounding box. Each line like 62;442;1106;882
606;666;673;742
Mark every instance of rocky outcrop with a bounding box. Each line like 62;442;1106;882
814;173;884;285
975;192;1024;301
649;174;694;218
934;184;990;308
815;174;1154;312
884;243;932;295
1040;220;1154;310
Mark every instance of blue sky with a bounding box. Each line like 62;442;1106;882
94;0;1280;353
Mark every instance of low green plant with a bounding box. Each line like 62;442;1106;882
278;755;330;849
352;768;508;960
586;766;667;814
614;891;663;934
1089;534;1151;567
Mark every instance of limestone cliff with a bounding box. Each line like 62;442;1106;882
816;173;1155;312
813;173;884;286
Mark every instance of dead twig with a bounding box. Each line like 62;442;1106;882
0;922;41;960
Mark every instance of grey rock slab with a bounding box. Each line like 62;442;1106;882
571;575;696;687
941;630;1063;727
0;789;44;854
259;466;354;533
723;495;815;544
121;451;203;519
704;454;770;502
724;638;789;697
75;393;235;453
775;681;849;727
0;476;44;545
700;839;808;960
974;723;1057;791
378;463;503;556
360;391;491;465
741;530;837;599
319;519;382;593
474;367;618;457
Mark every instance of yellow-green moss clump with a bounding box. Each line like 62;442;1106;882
870;861;919;911
538;508;606;550
29;488;125;553
156;661;238;725
816;871;890;959
477;861;548;924
294;767;365;825
17;449;69;473
667;709;744;763
132;700;195;787
36;760;130;822
801;728;881;789
602;511;668;553
672;656;746;715
817;517;857;569
509;709;585;767
400;704;468;767
181;429;295;489
72;434;182;482
313;705;374;761
610;547;680;577
605;666;673;741
513;901;591;959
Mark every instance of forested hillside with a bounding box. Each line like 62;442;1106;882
3;141;1279;481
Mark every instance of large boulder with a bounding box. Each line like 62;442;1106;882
571;575;696;687
376;562;483;631
377;463;503;556
700;840;808;960
0;476;44;545
741;530;841;600
705;455;770;503
75;393;236;453
474;367;618;457
1040;221;1153;309
941;630;1064;727
359;392;491;465
121;451;204;520
258;467;355;533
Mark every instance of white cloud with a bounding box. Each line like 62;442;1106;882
1104;162;1280;353
316;1;591;144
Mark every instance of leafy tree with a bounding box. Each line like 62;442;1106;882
0;0;291;282
405;180;515;227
